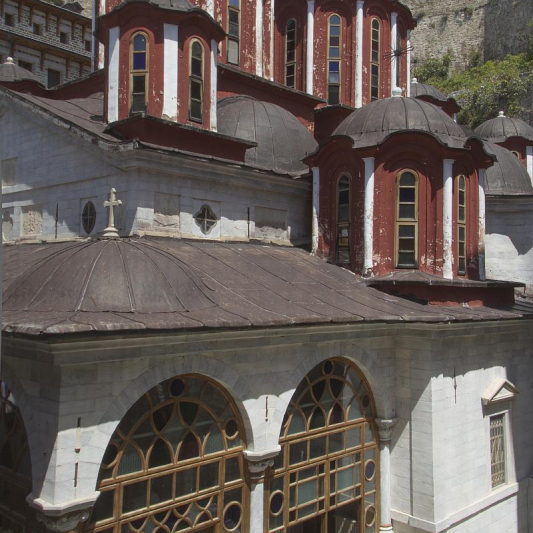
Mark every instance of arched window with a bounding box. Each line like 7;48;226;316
189;40;204;123
85;375;247;533
337;175;350;263
457;175;466;275
396;170;418;268
0;382;33;527
227;0;240;65
267;359;379;533
285;19;297;88
327;14;341;105
370;19;380;101
130;32;148;114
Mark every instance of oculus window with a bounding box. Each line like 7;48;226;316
195;205;218;235
82;201;97;234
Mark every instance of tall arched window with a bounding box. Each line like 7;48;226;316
370;19;380;101
85;375;247;533
327;14;341;105
285;19;297;88
189;40;204;123
337;175;350;263
396;170;418;268
130;32;148;114
227;0;240;65
457;175;466;275
267;359;379;533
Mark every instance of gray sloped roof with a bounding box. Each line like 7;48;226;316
475;113;533;142
410;80;447;102
113;0;194;11
217;96;318;176
0;58;42;85
332;96;471;150
484;142;533;196
3;238;533;337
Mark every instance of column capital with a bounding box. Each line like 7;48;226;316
356;0;364;7
36;510;91;533
443;158;456;166
244;446;281;482
376;418;398;442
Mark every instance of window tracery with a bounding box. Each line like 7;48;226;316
85;375;246;533
267;359;378;533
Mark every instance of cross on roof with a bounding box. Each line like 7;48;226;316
102;188;122;239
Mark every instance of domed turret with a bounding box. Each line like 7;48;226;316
0;57;43;86
217;96;318;176
410;78;447;102
475;112;533;143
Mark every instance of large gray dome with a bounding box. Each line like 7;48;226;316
217;96;318;176
333;96;470;149
484;142;533;196
0;57;42;85
410;79;447;102
475;112;533;143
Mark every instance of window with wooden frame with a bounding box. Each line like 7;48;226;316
370;18;380;101
327;14;341;105
0;381;34;528
337;175;351;264
227;0;240;65
189;40;204;123
396;170;418;268
130;32;148;114
285;19;297;89
457;175;466;275
85;375;247;533
266;359;379;533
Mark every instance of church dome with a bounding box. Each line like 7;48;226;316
3;239;218;315
410;79;447;102
484;142;533;196
475;112;533;143
333;96;469;149
217;96;318;176
0;57;42;85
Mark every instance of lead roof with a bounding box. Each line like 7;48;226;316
475;114;533;143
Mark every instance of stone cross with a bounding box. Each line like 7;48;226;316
102;188;122;239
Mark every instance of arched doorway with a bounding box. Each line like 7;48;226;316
266;359;378;533
0;381;34;530
85;375;248;533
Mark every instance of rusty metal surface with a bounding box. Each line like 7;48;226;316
331;97;478;150
475;115;533;143
484;142;533;196
217;96;318;176
3;238;533;337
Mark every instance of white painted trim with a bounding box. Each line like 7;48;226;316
210;39;218;132
256;0;263;77
442;159;454;279
355;1;364;107
390;12;398;94
312;166;320;255
107;26;120;124
306;0;315;95
527;145;533;180
478;168;486;281
363;157;375;276
406;29;411;97
163;24;179;122
206;0;214;17
243;446;281;462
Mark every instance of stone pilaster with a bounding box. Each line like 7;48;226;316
376;418;398;533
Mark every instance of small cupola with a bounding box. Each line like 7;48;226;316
0;57;44;89
96;0;224;128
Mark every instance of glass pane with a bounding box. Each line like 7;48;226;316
399;204;415;219
200;461;219;490
329;36;340;47
399;188;415;202
330;15;340;25
329;85;340;105
191;57;202;78
190;100;202;121
337;469;354;491
192;41;202;59
310;436;326;459
298;479;317;505
398;252;416;266
123;481;148;513
399;238;415;252
151;474;173;505
329;61;340;72
330;25;340;36
459;257;466;273
133;34;146;51
329;431;344;453
176;466;197;497
225;456;241;482
228;40;239;64
329;72;340;84
149;439;172;469
190;80;202;100
91;490;115;522
459;226;466;241
459;206;465;222
288;411;306;435
118;444;143;476
133;53;146;71
400;172;416;186
132;75;145;94
399;225;415;238
289;441;307;465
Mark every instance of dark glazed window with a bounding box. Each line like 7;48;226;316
33;23;41;35
82;201;96;234
337;176;350;263
396;170;418;268
47;68;61;88
227;0;240;64
285;19;297;88
457;175;466;275
60;31;68;44
4;13;14;26
189;40;204;122
18;60;32;71
130;33;148;114
195;205;218;235
370;19;380;101
327;14;341;105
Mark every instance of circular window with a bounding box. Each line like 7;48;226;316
82;201;96;234
365;459;376;481
270;491;284;515
223;503;242;531
194;204;218;235
225;419;238;438
365;505;376;527
170;378;185;397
